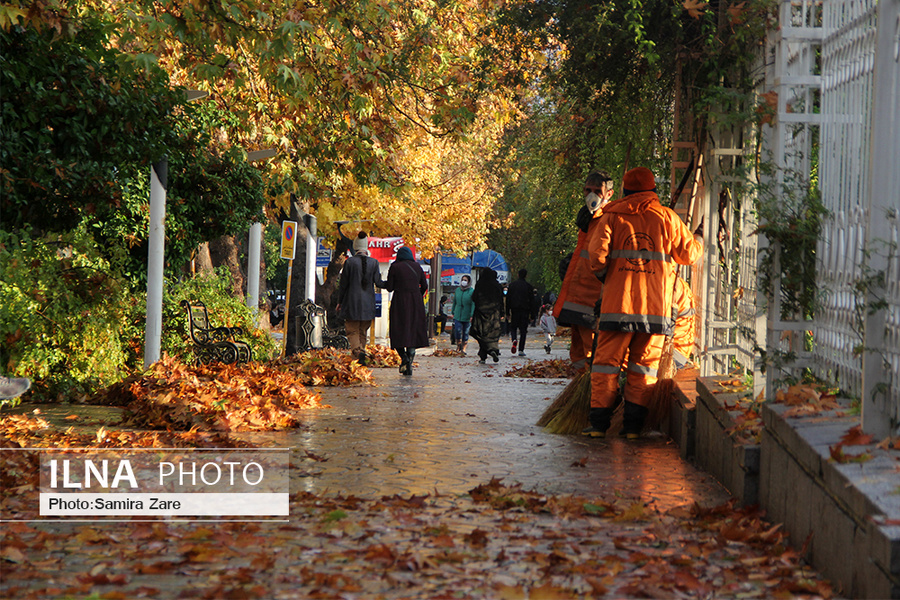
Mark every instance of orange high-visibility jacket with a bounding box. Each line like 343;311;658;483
673;276;697;357
553;209;605;329
587;191;703;335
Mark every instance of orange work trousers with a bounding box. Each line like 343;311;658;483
590;330;666;409
569;325;595;370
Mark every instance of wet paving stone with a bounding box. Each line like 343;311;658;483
250;341;732;512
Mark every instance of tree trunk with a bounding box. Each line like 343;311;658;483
208;235;244;299
195;242;214;274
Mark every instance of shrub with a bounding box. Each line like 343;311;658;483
161;269;279;365
0;226;139;404
1;229;278;407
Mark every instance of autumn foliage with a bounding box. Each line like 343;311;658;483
90;355;327;432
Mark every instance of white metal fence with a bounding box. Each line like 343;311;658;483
698;0;900;435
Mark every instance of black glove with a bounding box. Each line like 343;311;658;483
575;205;592;233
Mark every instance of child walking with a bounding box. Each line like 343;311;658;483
539;304;557;354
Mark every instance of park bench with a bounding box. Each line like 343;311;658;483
294;299;350;350
181;300;252;365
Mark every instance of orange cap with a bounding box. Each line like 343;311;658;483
623;167;656;192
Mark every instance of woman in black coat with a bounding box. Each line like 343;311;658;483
384;246;429;375
470;268;504;364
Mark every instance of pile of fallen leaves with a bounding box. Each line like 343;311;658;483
712;377;762;443
274;349;376;384
98;355;327;432
718;381;847;445
0;414;253;450
362;344;401;367
829;425;876;464
504;358;580;379
432;348;465;357
0;478;835;599
775;383;842;417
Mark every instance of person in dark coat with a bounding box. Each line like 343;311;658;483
506;268;536;356
384;246;429;375
470;268;504;364
336;232;385;365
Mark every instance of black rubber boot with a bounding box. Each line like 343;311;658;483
404;348;415;375
582;407;613;438
622;401;648;439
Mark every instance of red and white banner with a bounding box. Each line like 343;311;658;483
367;237;418;262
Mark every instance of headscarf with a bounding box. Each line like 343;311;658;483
396;246;414;261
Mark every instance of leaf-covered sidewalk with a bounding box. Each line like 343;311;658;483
3;479;833;599
0;349;836;598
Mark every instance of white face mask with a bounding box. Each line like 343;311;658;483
585;191;602;214
460;280;470;288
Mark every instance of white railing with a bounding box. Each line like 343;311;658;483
816;0;876;400
699;0;899;435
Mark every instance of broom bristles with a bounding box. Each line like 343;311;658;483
536;372;585;427
645;335;676;430
543;372;591;434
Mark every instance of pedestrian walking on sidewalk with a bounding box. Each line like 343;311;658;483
584;167;704;439
452;275;475;354
336;231;386;366
539;304;557;354
435;295;449;336
470;268;504;364
553;171;615;370
383;246;429;375
506;269;535;356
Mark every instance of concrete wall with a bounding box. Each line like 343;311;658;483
670;375;900;598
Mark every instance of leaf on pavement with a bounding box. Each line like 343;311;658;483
839;425;874;446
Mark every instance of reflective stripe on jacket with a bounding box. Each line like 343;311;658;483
587;191;703;335
553;211;604;328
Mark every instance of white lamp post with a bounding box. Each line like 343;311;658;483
143;90;208;370
244;148;277;320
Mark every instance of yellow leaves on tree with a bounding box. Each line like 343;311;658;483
316;103;511;255
97;0;536;213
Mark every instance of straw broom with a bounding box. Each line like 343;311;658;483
537;319;600;434
539;370;591;433
644;333;676;430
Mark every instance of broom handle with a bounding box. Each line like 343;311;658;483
669;156;694;209
588;316;601;373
